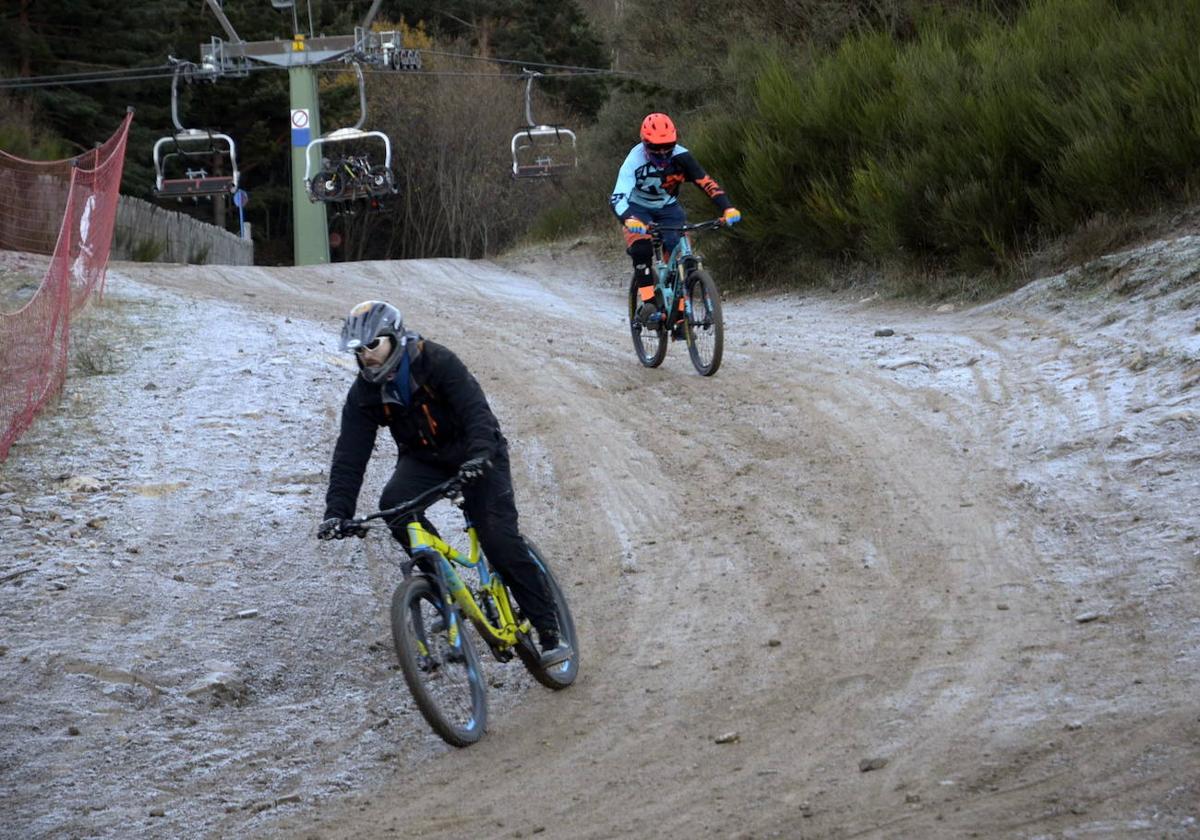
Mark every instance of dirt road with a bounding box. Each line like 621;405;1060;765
1;237;1197;838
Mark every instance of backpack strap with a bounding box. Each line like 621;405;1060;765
397;346;412;405
381;334;423;407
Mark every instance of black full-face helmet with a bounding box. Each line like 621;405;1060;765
340;300;405;383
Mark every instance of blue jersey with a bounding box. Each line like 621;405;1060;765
610;143;732;219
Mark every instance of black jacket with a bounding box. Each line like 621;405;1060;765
323;339;505;520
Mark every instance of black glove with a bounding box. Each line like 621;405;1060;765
457;456;491;484
318;517;342;541
319;517;367;540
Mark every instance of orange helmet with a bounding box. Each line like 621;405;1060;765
640;113;677;145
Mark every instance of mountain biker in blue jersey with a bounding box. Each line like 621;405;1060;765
610;113;741;332
317;300;571;667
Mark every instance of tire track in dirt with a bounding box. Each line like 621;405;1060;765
8;249;1192;839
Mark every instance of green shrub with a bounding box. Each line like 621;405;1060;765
526;200;590;243
693;0;1200;289
131;238;165;262
186;244;210;265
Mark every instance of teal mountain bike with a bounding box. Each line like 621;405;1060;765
629;218;726;376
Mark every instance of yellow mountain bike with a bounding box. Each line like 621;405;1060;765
345;475;578;747
629;218;726;376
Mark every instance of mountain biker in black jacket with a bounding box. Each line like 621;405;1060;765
318;300;570;666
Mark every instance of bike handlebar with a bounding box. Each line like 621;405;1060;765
648;218;727;234
353;475;468;529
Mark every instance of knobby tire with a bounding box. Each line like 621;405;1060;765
390;575;487;747
513;540;580;690
629;277;668;368
685;269;724;376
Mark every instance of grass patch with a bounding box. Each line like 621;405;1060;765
67;295;158;378
70;308;122;376
131;238;166;263
186;244;211;265
1058;213;1144;269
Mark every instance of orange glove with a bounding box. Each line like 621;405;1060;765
624;217;648;235
722;207;742;226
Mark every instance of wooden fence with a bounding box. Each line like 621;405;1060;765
111;195;253;265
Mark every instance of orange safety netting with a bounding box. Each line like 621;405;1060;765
0;111;133;461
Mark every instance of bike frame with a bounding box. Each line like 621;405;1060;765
379;508;532;654
649;220;722;327
652;232;697;326
351;474;548;668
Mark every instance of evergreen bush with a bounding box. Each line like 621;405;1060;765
691;0;1200;288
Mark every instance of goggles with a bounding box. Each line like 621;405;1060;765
354;336;386;353
644;143;674;162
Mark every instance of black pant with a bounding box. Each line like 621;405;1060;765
379;448;558;635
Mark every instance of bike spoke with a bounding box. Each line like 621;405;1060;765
392;578;486;745
685;270;724;376
411;600;475;726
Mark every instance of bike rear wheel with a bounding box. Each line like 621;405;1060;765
684;269;724;376
390;575;487;746
309;172;336;201
514;540;579;690
628;278;668;368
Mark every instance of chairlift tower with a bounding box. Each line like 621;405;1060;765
195;0;420;265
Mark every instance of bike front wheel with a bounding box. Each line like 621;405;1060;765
684;269;724;376
628;278;668;368
390;575;487;747
368;165;395;195
514;540;580;690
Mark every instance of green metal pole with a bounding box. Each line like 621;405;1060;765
289;58;330;265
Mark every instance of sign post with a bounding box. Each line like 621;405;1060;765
232;188;249;239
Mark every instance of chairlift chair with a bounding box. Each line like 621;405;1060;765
510;70;577;179
153;130;240;199
303;63;397;204
152;62;241;200
304;128;395;202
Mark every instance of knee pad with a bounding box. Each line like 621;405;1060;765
628;238;653;266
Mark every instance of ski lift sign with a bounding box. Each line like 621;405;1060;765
291;108;311;147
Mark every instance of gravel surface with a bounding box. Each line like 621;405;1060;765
1;234;1197;839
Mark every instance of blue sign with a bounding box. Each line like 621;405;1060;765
291;108;311;148
233;189;249;208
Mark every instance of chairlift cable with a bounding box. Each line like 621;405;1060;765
313;66;614;80
421;48;634;76
0;49;630;91
0;63;177;84
0;66;182;89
